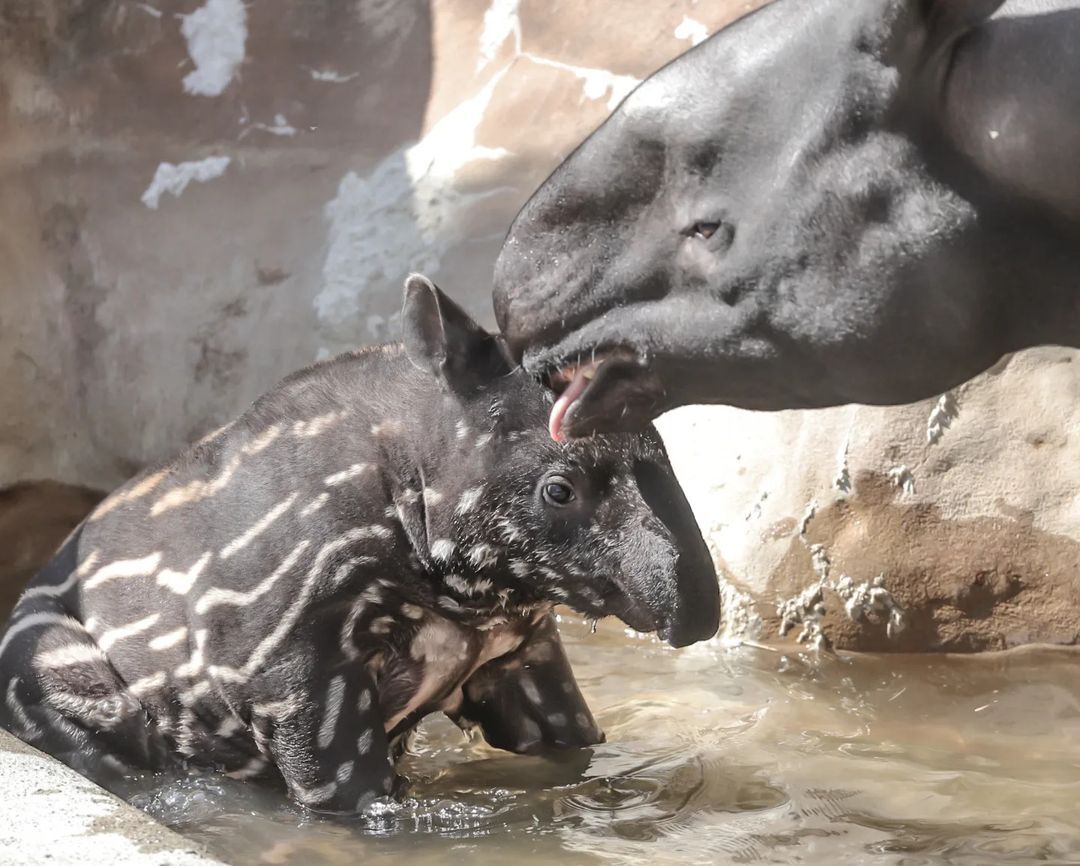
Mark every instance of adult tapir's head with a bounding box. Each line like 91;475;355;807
401;275;719;647
493;0;1043;438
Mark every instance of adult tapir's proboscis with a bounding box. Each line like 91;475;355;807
0;276;719;814
494;0;1080;438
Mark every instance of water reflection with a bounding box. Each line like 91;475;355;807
129;615;1080;865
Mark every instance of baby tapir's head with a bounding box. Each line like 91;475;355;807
399;275;720;647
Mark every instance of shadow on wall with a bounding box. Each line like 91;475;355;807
0;481;106;620
0;0;436;489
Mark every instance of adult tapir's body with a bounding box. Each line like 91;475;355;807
494;0;1080;437
0;277;718;814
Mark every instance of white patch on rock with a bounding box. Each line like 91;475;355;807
522;53;640;110
712;581;762;645
477;0;521;71
674;16;709;46
141;156;231;209
316;71;511;347
776;584;828;651
180;0;247;97
833;440;851;494
887;465;916;495
808;543;830;581
744;489;768;522
926;392;959;445
835;574;906;639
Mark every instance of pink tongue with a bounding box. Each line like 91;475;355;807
549;367;592;442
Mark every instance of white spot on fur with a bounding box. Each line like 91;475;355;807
34;643;108;669
520;678;542;703
99;614;161;652
370;616;395;634
196;540;311;613
456;485;485;515
324;463;372;486
455;419;470;440
128;672;168;698
156;552;212;595
301;492;331;517
475;432;493;449
430;539;456;561
226;756;268;780
174;629;208;679
357;730;373;755
180;0;247;97
220;494;298;560
335;761;355;785
357;689;372;713
467;543;498;570
292;412;343;438
209;529;397;683
400;603;423;620
317;676;347;750
424;488;445;507
84;552;163;590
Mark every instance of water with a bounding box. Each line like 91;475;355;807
128;616;1080;865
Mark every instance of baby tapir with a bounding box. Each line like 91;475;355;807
0;275;720;814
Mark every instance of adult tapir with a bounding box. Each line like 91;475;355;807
493;0;1080;438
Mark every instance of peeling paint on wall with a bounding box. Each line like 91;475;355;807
180;0;247;98
141;156;231;209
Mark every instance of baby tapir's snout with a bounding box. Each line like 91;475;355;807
597;456;720;648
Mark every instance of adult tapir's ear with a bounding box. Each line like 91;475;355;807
920;0;1004;53
402;274;512;393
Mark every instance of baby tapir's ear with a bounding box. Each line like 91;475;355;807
402;274;512;393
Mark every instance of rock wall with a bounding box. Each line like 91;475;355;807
2;0;1076;652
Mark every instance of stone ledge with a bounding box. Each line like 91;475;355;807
0;729;225;866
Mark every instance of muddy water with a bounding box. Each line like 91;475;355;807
131;615;1080;866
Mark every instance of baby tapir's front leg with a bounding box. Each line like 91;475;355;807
453;614;604;754
254;659;396;814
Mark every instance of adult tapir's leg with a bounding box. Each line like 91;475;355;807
255;659;398;814
453;614;604;754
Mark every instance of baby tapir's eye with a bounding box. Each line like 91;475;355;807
541;476;576;506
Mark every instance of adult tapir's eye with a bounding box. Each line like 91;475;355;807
541;476;576;506
691;221;721;240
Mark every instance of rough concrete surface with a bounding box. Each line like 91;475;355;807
0;729;225;866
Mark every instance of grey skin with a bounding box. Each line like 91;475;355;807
493;0;1080;438
0;276;718;815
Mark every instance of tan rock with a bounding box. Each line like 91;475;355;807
657;347;1080;652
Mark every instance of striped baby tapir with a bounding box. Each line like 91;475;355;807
0;275;720;815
